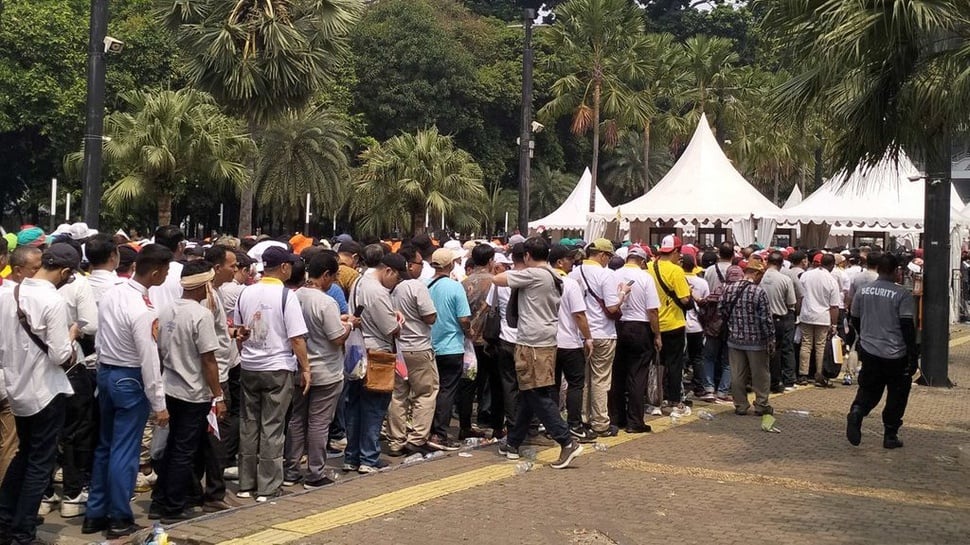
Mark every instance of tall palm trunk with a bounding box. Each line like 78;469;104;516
589;79;602;213
238;117;258;236
157;192;173;227
411;209;427;236
641;120;651;195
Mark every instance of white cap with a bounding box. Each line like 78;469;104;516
494;252;513;265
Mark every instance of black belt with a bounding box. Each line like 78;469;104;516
772;313;792;320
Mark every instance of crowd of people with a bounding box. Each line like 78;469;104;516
0;222;920;545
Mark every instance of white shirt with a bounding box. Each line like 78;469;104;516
234;279;309;372
419;262;435;281
87;269;123;301
569;261;619;339
148;260;184;315
0;278;75;416
556;274;587;349
0;279;16;401
798;268;841;326
97;279;166;412
831;268;848;309
59;274;98;337
685;275;710;334
612;264;661;323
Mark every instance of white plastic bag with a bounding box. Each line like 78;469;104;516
343;329;368;380
462;338;478;380
150;424;169;460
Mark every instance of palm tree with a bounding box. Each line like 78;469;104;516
254;108;352;226
352;127;486;236
760;0;970;386
600;131;674;203
71;88;252;226
537;0;645;213
530;164;576;219
162;0;363;236
481;182;518;236
680;35;741;134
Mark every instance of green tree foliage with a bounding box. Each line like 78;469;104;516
162;0;363;235
352;127;486;236
254;109;352;226
76;88;253;226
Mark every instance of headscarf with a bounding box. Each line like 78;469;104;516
17;226;46;247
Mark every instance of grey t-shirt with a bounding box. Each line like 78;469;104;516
391;280;436;352
209;289;236;383
159;299;221;403
296;287;346;386
506;265;561;348
350;276;398;351
851;279;915;359
848;270;879;301
703;261;732;293
784;266;806;299
759;268;797;316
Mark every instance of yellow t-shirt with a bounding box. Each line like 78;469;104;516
647;258;691;332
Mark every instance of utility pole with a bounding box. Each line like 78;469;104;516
81;0;109;229
920;131;953;386
516;8;535;235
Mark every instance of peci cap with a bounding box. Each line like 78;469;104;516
381;253;410;279
430;248;460;268
586;238;615;255
659;235;682;254
262;246;301;269
43;243;81;270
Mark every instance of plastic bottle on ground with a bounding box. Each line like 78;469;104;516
520;447;537;460
514;461;534;475
593;442;608;452
402;453;424;465
698;410;715;421
424;450;446;461
786;409;811;417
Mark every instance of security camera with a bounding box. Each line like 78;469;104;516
531;121;545;133
908;175;925;183
103;36;125;54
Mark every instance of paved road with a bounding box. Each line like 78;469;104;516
42;327;970;545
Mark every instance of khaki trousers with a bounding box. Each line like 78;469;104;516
387;349;439;449
583;339;616;433
799;323;830;377
0;399;18;482
729;348;772;414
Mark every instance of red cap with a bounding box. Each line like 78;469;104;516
813;253;824;264
738;259;748;270
681;243;698;257
780;248;791;258
659;235;683;254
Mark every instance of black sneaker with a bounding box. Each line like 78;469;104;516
498;442;520;460
624;424;652;434
81;516;108;535
404;443;434;456
883;435;904;449
458;427;487;440
550;441;584;469
304;477;336;490
427;434;460;451
160;510;197;525
282;474;302;486
596;425;619;438
106;521;144;539
569;426;596;443
846;411;863;446
796;375;810;385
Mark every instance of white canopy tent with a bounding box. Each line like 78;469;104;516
588;114;782;245
783;186;803;209
780;151;966;229
529;167;612;232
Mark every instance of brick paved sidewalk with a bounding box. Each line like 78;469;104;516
41;327;970;545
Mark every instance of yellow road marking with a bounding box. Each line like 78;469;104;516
609;459;970;510
949;333;970;348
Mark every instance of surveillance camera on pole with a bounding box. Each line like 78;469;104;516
103;36;124;54
531;121;545;133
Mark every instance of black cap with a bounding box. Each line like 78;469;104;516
381;253;411;280
43;243;81;270
548;244;573;264
262;246;301;269
118;245;137;266
337;241;362;256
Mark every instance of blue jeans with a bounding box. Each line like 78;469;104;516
344;380;391;468
702;336;732;396
0;395;66;545
87;365;151;523
508;386;570;449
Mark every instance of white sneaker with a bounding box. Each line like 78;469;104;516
134;470;157;493
38;494;60;516
646;405;663;416
60;491;88;518
328;437;347;451
223;466;239;480
670;404;692;418
235;490;253;499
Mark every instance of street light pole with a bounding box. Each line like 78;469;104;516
516;8;535;236
920;131;953;386
81;0;109;229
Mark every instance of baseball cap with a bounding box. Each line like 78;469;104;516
430;248;460;268
508;234;526;246
586;238;614;255
381;253;411;279
262;246;301;269
680;243;698;258
289;233;314;255
627;245;649;260
443;239;467;258
68;222;99;241
118;245;138;267
812;252;824;264
659;235;682;254
743;257;765;272
494;252;513;265
43;243;81;270
335;233;354;245
549;244;581;264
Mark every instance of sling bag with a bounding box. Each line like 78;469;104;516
579;265;622;321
